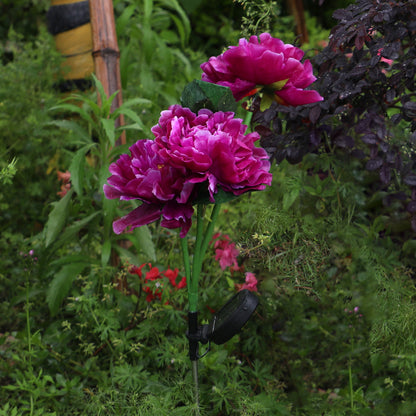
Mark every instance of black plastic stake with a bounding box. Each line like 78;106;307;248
188;311;199;361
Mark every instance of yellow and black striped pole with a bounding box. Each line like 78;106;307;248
47;0;94;91
47;0;125;145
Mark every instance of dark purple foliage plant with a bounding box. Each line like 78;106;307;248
251;0;416;240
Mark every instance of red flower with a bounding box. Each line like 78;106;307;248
57;170;71;198
213;234;240;270
235;272;258;292
128;263;186;303
163;268;187;289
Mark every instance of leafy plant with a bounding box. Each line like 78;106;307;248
252;0;416;243
113;0;202;112
40;76;156;316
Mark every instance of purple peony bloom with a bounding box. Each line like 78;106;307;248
200;32;323;106
152;105;272;201
103;139;194;237
104;105;272;237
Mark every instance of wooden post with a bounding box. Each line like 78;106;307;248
89;0;126;145
286;0;309;45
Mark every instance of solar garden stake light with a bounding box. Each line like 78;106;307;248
180;203;259;410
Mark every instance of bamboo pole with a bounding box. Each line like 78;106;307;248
89;0;126;145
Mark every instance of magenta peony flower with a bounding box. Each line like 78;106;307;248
104;105;272;238
152;105;272;201
103;139;194;237
201;32;323;107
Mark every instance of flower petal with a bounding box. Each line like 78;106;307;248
113;204;161;234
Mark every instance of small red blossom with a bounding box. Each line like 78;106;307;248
213;234;240;270
163;268;187;289
128;263;186;303
57;170;71;198
235;272;258;292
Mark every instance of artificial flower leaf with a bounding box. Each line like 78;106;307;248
180;80;237;113
270;79;289;91
193;184;240;205
260;93;275;112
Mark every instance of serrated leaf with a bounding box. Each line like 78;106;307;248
101;118;116;146
118;108;147;131
181;80;236;113
45;120;91;144
133;225;156;261
47;262;88;316
69;144;95;195
54;212;101;250
49;103;95;126
51;253;97;267
44;188;74;248
113;244;144;266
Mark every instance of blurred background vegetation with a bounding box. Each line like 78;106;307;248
2;1;416;415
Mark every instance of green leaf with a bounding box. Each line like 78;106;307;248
283;189;300;211
181;80;237;113
101;118;116;147
45;120;91;145
194;186;239;205
113;97;152;113
116;4;136;35
50;253;97;267
69;144;95;195
47;262;88;316
49;103;95;127
119;225;156;261
117;108;147;132
43;188;74;248
113;244;145;266
103;197;117;236
260;93;274;112
101;239;112;266
54;212;101;250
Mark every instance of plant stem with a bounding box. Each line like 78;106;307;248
349;361;354;411
192;360;200;415
26;277;34;416
181;203;221;414
190;204;205;311
243;109;253;131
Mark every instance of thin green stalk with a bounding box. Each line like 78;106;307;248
190;204;205;310
192;360;200;414
200;203;221;256
349;362;354;410
25;278;34;416
181;236;195;310
243;109;253;130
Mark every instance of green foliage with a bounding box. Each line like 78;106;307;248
2;1;416;415
0;0;49;41
113;0;202;114
181;79;237;114
0;27;64;235
40;76;156;315
234;0;280;38
0;157;17;185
